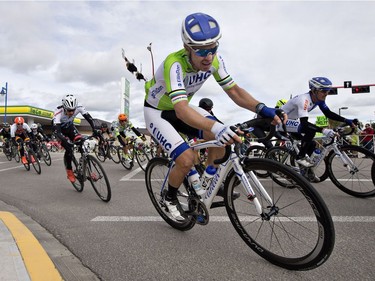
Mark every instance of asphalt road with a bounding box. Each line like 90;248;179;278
1;152;375;281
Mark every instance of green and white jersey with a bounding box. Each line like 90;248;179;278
145;48;236;110
112;120;134;137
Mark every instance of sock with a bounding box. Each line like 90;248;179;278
166;184;178;200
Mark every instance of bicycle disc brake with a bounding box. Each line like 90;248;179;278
186;197;209;225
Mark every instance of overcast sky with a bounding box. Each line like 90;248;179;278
0;0;374;127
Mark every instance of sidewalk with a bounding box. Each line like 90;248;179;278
0;200;99;281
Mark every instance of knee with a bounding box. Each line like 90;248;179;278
175;149;195;172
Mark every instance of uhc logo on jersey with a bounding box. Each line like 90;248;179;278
186;71;212;86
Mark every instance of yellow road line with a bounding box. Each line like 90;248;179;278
0;211;63;281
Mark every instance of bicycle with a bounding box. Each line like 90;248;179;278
119;136;151;172
35;138;52;166
66;134;111;202
145;117;335;270
2;140;18;162
94;137;121;164
265;124;375;197
17;138;41;174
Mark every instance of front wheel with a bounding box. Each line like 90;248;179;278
86;155;111;202
224;158;335;270
40;144;52;166
145;158;196;231
135;147;150;171
28;150;41;174
119;148;134;170
327;145;375;197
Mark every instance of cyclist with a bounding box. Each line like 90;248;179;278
10;117;35;164
53;94;96;183
360;123;374;152
280;77;356;167
96;122;115;157
275;99;288;109
143;12;284;221
112;113;145;159
0;122;11;153
30;123;50;158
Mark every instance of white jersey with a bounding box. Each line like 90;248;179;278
281;92;319;120
53;105;88;129
10;123;31;138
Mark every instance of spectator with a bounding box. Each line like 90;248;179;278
361;123;374;152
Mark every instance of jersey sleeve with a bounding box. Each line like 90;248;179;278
164;61;188;106
212;54;236;91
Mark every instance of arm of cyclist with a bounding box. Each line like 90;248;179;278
82;112;96;132
319;104;356;127
225;84;287;125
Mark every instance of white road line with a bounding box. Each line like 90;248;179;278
120;167;143;181
91;216;375;223
0;156;64;172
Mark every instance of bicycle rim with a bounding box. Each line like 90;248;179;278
70;156;84;192
224;158;335;270
95;145;106;162
29;150;41;174
145;158;195;231
327;145;375;197
86;155;111;202
119;150;133;170
135;149;150;171
41;145;52;166
110;146;121;164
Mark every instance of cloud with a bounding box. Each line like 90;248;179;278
0;1;374;128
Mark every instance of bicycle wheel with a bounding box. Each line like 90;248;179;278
40;144;52;166
224;158;335;270
110;145;121;164
119;148;134;170
86;155;111;202
28;150;41;174
14;148;20;163
5;148;12;161
145;157;196;231
22;152;30;171
246;145;268;178
67;155;84;192
95;144;106;162
327;145;375;197
135;148;150;171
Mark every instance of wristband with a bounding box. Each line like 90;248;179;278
255;103;266;114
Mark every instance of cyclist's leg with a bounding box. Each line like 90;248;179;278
145;106;196;221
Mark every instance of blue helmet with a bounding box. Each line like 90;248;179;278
181;13;221;46
309;77;332;91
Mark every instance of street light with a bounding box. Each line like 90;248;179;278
339;106;348;116
0;82;8;123
147;42;155;77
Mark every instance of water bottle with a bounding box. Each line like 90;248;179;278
188;168;205;196
201;165;217;190
311;148;321;164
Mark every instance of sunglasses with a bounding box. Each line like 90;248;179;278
66;109;75;113
190;43;219;57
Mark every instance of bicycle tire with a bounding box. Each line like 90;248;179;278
21;149;31;171
327;145;375;198
28;150;41;174
135;148;150;172
224;158;335;270
86;155;111;202
119;148;134;170
14;149;20;163
145;157;196;231
68;155;84;192
246;145;269;178
41;144;52;166
110;145;121;164
4;146;12;161
95;145;106;162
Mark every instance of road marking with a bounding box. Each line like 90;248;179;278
91;216;375;222
0;156;64;172
120;167;143;181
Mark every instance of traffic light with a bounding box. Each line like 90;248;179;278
328;88;338;95
352;86;370;94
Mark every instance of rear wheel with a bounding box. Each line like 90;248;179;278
95;144;106;162
224;158;335;270
65;155;84;192
135;148;150;171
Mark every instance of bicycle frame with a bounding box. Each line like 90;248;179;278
165;140;271;216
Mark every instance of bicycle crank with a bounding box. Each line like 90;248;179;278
186;197;209;225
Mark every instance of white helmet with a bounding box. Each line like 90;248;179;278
31;123;38;130
62;94;77;110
